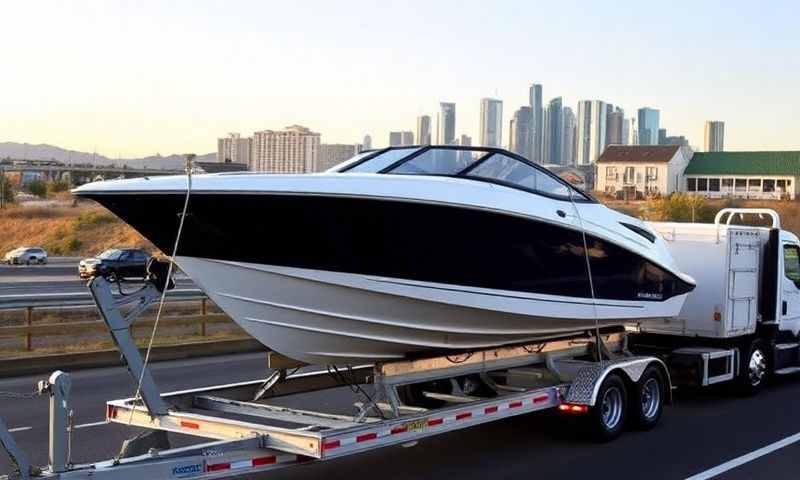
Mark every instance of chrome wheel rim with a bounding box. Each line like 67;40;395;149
749;349;766;386
640;378;660;419
601;386;623;430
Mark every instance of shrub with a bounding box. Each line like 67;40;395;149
27;180;47;198
47;180;71;194
1;175;15;205
75;210;117;228
645;193;712;222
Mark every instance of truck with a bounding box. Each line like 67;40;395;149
1;208;798;479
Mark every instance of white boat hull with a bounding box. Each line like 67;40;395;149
177;256;688;364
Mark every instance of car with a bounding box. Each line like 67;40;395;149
78;248;151;280
4;247;48;265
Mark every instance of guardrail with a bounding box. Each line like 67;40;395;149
0;289;239;352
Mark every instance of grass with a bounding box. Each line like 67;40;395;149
0;199;155;256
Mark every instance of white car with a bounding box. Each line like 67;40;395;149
4;247;49;265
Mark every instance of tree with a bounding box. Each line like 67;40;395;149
1;174;14;206
27;179;47;198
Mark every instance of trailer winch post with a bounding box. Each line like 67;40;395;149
39;370;72;473
88;276;169;416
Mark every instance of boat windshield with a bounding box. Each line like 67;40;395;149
339;146;591;202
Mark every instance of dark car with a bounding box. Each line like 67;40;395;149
78;248;151;280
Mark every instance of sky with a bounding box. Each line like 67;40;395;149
2;0;798;157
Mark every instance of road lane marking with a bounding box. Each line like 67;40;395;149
686;431;800;479
8;426;32;432
74;420;108;429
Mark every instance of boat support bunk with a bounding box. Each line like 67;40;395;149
1;276;672;479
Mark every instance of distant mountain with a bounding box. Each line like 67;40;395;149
0;142;215;170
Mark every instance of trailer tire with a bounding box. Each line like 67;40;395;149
587;373;627;442
735;339;768;396
628;365;664;430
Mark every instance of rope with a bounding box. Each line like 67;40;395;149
568;189;603;367
128;155;193;423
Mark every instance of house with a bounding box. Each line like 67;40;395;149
595;145;692;200
683;151;800;200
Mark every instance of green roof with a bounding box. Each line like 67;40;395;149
685;151;800;176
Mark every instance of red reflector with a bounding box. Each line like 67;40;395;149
456;412;472;420
533;395;549;404
509;401;523;409
484;406;498;414
252;456;277;466
206;462;230;471
558;404;588;414
357;433;377;443
180;420;200;429
106;405;116;419
427;418;444;426
322;440;341;451
391;426;408;435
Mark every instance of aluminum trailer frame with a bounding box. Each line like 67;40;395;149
1;276;671;480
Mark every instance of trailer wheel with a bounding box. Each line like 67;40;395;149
736;339;768;396
587;373;627;442
629;365;664;430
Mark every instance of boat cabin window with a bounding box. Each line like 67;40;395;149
388;149;484;175
345;148;421;173
466;154;571;198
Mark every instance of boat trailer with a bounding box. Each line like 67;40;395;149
1;275;670;479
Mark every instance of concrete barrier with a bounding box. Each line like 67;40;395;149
0;338;266;378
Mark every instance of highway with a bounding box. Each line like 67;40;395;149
2;351;800;479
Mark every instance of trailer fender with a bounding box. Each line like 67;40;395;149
564;357;672;406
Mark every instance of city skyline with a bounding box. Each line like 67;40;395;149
2;1;798;157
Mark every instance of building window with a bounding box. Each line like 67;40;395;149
749;179;762;191
709;178;721;192
735;179;747;191
646;167;658;180
624;167;635;184
606;167;617;181
687;178;697;191
777;180;787;191
763;180;776;192
697;178;708;191
722;178;734;189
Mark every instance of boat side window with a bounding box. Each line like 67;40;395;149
388;149;483;175
343;148;420;173
466;154;572;198
784;245;800;286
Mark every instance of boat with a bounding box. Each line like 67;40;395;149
73;145;695;365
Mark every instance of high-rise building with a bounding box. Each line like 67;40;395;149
576;100;614;165
318;144;358;171
509;106;532;158
389;131;414;146
606;109;624;145
479;98;503;147
621;118;631;145
561;107;576;166
637;107;661;145
542;97;563;165
658;128;668;145
437;102;456;145
529;84;544;163
251;125;320;172
459;134;472;146
416;115;432;145
217;133;252;165
363;134;372;150
704;121;725;152
627;117;638;145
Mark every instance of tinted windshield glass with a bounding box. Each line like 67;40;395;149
467;154;572;198
98;249;122;260
328;151;374;171
389;149;485;175
344;148;420;173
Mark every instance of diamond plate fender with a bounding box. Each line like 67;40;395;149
564;356;672;406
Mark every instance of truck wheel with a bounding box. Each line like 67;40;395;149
629;365;664;430
736;339;768;396
587;373;627;442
